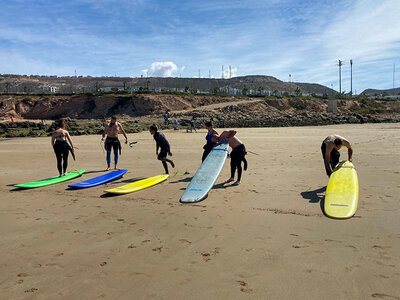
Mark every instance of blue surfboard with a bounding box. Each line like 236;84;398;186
68;169;127;189
180;142;228;203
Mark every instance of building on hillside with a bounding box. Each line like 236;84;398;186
100;86;124;92
42;86;60;93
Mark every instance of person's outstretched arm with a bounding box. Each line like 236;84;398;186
119;123;128;144
66;131;74;152
343;141;353;161
51;132;55;147
101;125;108;141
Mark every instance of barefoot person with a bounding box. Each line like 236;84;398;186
51;119;75;177
101;116;128;170
202;121;218;162
149;124;175;174
212;130;247;185
321;134;353;177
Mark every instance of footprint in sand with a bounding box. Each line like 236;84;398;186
24;288;38;293
236;280;253;293
371;293;400;299
179;239;192;244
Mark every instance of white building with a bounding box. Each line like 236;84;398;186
42;86;60;93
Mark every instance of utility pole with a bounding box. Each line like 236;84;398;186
229;65;231;79
209;69;211;78
198;69;201;78
338;60;343;93
350;59;353;96
289;74;291;83
75;69;77;77
222;65;224;79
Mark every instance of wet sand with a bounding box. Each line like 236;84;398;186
0;123;399;299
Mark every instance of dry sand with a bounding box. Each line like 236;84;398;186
0;123;399;299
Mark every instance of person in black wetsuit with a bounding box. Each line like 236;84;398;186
321;134;353;177
212;130;247;185
101;116;128;171
149;124;175;174
51;119;75;177
202;121;218;162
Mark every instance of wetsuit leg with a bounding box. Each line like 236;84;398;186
105;141;112;168
231;145;245;181
55;151;62;175
330;148;340;170
113;142;119;166
158;150;170;174
202;148;211;162
230;157;236;179
321;143;330;176
62;148;69;174
236;159;242;181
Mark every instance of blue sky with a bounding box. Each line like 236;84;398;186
0;0;399;92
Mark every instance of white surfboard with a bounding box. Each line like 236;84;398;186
180;142;229;203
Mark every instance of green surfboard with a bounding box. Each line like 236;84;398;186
14;170;85;189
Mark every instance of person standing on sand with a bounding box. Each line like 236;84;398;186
212;130;247;185
149;124;175;174
321;134;353;177
101;116;128;171
202;121;218;162
189;117;197;133
51;119;75;177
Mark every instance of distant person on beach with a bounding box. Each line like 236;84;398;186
173;119;180;130
51;119;75;177
189;117;197;133
212;130;247;185
149;124;175;174
202;121;218;162
101;116;128;171
321;134;353;177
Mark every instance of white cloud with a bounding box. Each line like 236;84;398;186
145;62;178;77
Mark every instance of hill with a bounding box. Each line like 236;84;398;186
0;74;337;96
361;87;400;96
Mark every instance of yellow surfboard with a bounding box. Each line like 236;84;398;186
324;161;359;219
104;174;169;194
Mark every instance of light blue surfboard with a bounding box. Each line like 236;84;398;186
180;142;228;203
68;169;127;189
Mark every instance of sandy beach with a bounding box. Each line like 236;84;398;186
0;123;399;299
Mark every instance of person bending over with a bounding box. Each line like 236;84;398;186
101;116;128;170
149;124;175;174
321;134;353;177
212;130;247;185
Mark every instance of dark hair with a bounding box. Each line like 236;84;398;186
149;124;158;132
205;121;212;127
58;118;66;129
111;115;117;120
334;138;342;146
